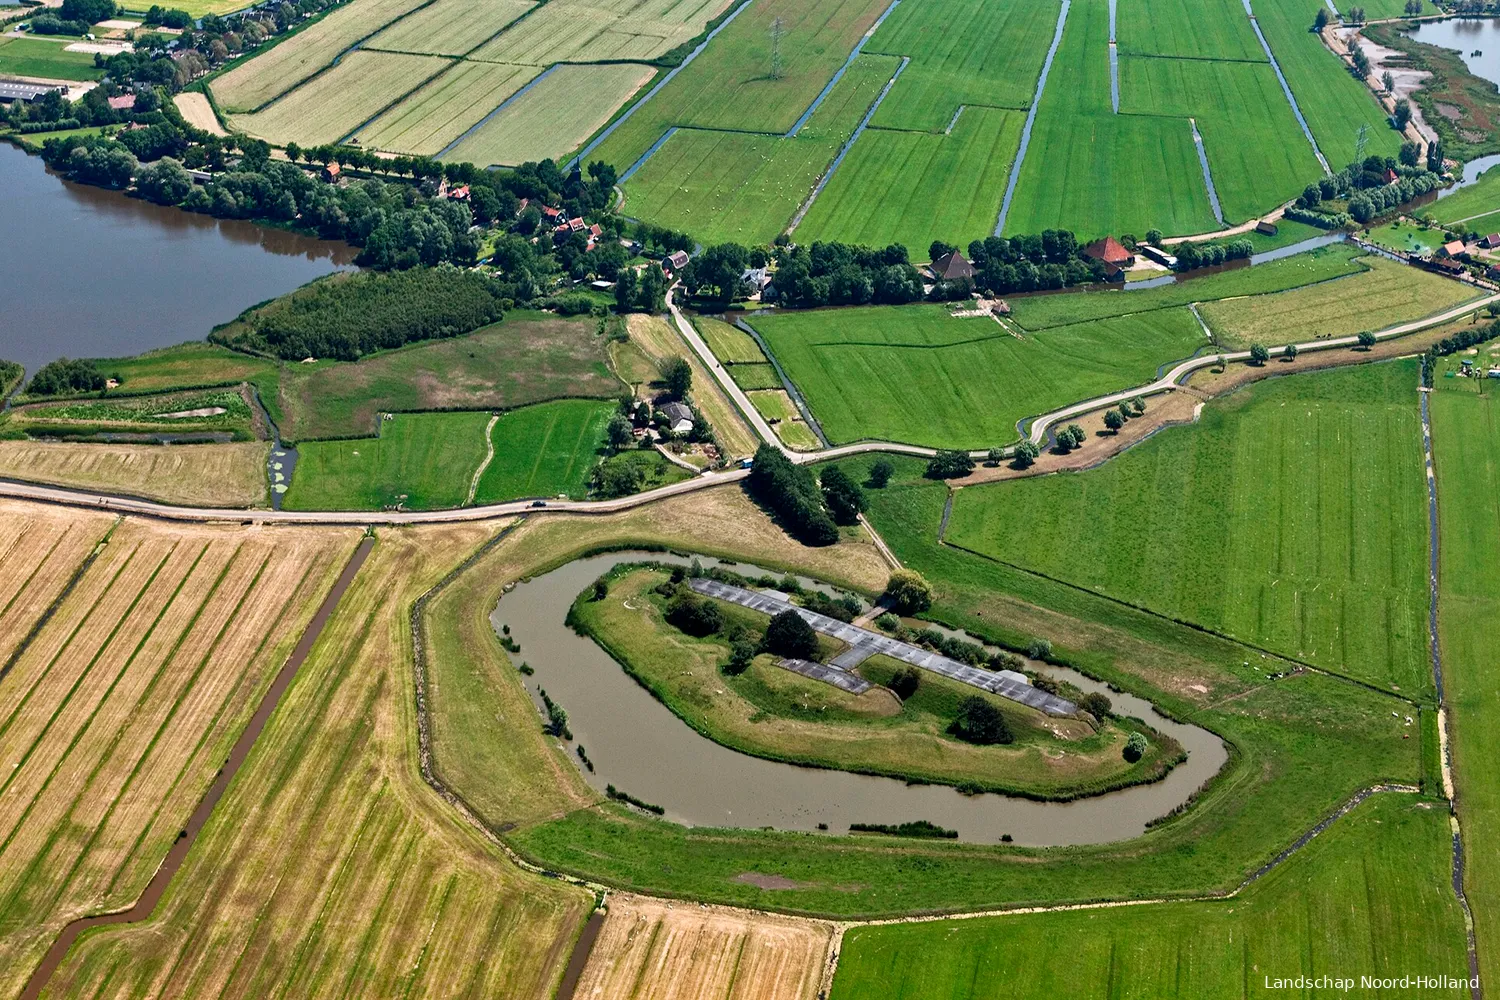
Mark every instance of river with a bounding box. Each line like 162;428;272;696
492;551;1228;847
0;142;355;377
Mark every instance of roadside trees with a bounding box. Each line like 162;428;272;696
1284;343;1299;361
1250;343;1270;365
987;447;1006;466
1104;409;1124;433
867;459;894;488
926;450;974;479
1359;331;1378;350
820;465;866;525
1012;440;1040;469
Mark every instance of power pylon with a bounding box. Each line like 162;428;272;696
770;17;785;79
1355;123;1370;163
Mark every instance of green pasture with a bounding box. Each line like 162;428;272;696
946;361;1430;691
1428;166;1500;225
1116;0;1266;62
1120;55;1321;224
829;795;1467;999
750;303;1203;448
93;342;278;395
592;0;893;174
864;0;1061;131
471;399;613;504
1198;257;1477;348
795;106;1023;253
695;317;766;364
1362;219;1453;255
1431;389;1500;987
726;362;784;390
1008;244;1369;330
0;36;104;81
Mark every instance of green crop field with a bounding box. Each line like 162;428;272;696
947;361;1430;690
1116;0;1266;62
696;316;767;364
1119;56;1321;224
621;53;896;245
444;63;656;166
356;60;539;155
363;0;535;56
1003;0;1218;238
591;0;893;174
232;50;450;147
471;399;614;503
467;0;732;66
726;362;784;390
750;303;1203;448
1251;0;1401;165
829;795;1467;999
864;0;1061;131
794;106;1024;253
1198;257;1476;348
282;410;491;510
1428;166;1500;225
1008;244;1370;330
0;36;104;81
210;0;433;111
1431;388;1500;987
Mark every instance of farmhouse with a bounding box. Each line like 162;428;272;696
660;402;694;434
664;250;690;273
926;250;974;282
1483;234;1500;250
322;162;341;182
107;94;136;111
1082;236;1135;268
1441;239;1468;259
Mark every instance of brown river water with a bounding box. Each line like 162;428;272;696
492;551;1228;847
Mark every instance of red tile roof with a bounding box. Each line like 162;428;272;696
1082;236;1133;266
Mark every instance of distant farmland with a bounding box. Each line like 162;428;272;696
363;0;535;56
465;0;735;65
356;61;540;156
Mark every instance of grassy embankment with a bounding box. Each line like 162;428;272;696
46;522;594;1000
569;567;1177;798
946;361;1431;694
1430;378;1500;988
829;794;1468;998
0;504;360;999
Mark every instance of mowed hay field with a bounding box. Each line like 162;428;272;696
1198;258;1476;348
750;303;1203;449
864;0;1060;132
232;50;450;148
467;0;734;66
0;442;269;508
283;411;491;510
0;505;360;998
364;0;535;55
1431;387;1500;988
46;523;595;1000
946;361;1430;691
211;0;432;110
444;63;656;166
472;399;614;504
1116;0;1265;61
829;795;1467;1000
356;60;539;155
794;106;1024;253
578;896;831;1000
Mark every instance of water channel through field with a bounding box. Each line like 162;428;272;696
492;551;1228;847
0;143;355;376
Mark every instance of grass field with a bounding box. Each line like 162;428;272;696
1363;218;1454;255
1198;258;1476;348
947;361;1430;691
0;441;269;507
46;523;594;1000
363;0;534;55
1429;166;1500;225
0;36;104;81
864;0;1060;131
2;387;256;440
210;0;433;111
0;507;359;998
749;389;822;449
794;106;1024;253
750;303;1203;448
579;895;830;1000
1008;244;1369;330
591;0;893;174
620;53;898;245
471;398;614;504
232;50;450;147
727;362;785;390
1116;0;1266;62
573;567;1169;797
355;60;539;155
443;63;656;167
829;794;1467;999
467;0;733;65
696;316;766;363
1431;387;1500;988
282;411;490;510
1251;0;1401;165
89;342;277;397
1003;0;1219;237
624;313;759;459
1119;55;1322;224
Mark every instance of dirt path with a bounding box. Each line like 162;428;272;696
173;93;227;136
466;414;499;506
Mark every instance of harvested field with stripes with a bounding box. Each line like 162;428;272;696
364;0;534;56
444;63;656;167
42;522;593;1000
0;504;360;998
0;442;269;509
466;0;733;66
357;60;539;155
210;0;433;111
232;50;451;148
576;895;832;1000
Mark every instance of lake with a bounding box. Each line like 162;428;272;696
1407;17;1500;87
0;142;356;377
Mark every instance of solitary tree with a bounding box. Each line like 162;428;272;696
1250;343;1271;365
1284;343;1299;361
883;569;933;614
1081;691;1112;718
662;357;692;398
762;609;818;659
1394;98;1412;130
1012;439;1040;469
606;414;634;451
1145;228;1163;246
1104;409;1125;433
1123;731;1149;762
1359;331;1378;349
868;458;894;488
1027;637;1052;659
1217;354;1229;372
950;696;1014;745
